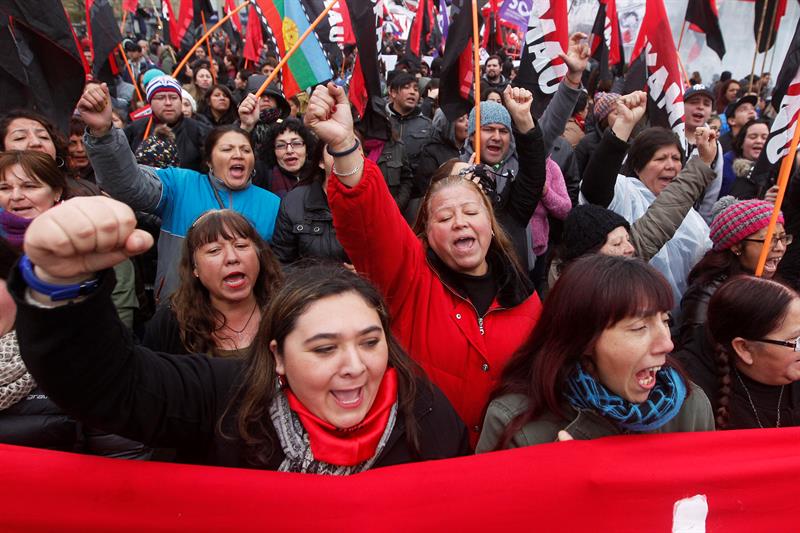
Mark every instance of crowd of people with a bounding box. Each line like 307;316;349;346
1;27;798;477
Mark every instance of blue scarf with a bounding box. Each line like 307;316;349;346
565;363;687;432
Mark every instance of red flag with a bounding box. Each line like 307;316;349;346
626;0;685;144
590;0;624;78
333;1;355;46
175;0;193;45
242;3;263;63
438;0;481;121
123;0;139;13
160;0;180;48
515;0;570;116
685;0;725;59
225;0;242;33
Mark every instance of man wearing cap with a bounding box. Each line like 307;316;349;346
683;84;725;221
124;75;211;172
719;94;758;153
460;87;546;262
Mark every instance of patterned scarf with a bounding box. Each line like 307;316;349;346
0;210;31;249
0;331;36;410
269;369;398;475
565;363;686;432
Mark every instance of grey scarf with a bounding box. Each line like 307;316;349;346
269;389;398;475
0;331;35;410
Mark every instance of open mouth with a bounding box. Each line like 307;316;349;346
283;156;298;167
764;256;782;273
635;366;661;390
223;272;247;289
453;236;476;253
331;387;363;408
228;164;246;180
10;205;35;217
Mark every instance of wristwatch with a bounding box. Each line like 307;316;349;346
20;255;100;301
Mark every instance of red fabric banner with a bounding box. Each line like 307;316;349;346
3;427;800;531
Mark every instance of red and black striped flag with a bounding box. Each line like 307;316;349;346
404;0;435;69
160;0;179;49
685;0;725;59
515;0;569;117
345;0;387;140
624;0;685;144
0;0;86;133
590;0;624;79
438;0;481;121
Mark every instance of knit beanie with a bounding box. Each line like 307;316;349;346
593;92;621;124
135;126;180;168
181;89;197;112
709;197;783;251
145;75;182;103
468;101;513;136
141;68;166;89
561;204;631;263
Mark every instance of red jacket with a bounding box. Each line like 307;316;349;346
330;159;542;447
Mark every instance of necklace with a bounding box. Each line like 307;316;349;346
221;302;258;335
734;368;785;428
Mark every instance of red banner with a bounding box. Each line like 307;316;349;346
3;428;800;531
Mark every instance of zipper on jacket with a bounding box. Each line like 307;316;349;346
425;257;506;336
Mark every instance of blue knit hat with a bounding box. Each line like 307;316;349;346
468;101;512;136
141;68;166;89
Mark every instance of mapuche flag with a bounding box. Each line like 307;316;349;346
685;0;725;59
438;0;482;121
624;0;685;145
749;16;800;194
590;0;624;79
250;0;333;97
515;0;569;118
0;0;86;133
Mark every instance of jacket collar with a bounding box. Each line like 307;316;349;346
305;180;330;212
424;246;534;309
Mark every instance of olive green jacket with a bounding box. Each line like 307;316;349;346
476;382;714;452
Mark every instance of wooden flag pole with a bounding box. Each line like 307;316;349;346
750;0;771;92
118;43;145;102
676;20;687;53
171;2;247;78
253;0;339;99
200;11;217;83
472;0;481;164
760;2;780;79
120;9;129;35
754;118;800;276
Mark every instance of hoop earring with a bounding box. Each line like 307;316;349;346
55;156;66;169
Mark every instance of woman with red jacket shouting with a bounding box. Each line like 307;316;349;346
306;83;543;447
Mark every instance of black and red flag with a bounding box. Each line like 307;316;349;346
438;0;482;121
86;0;123;85
0;0;86;133
685;0;725;59
160;0;179;48
590;0;624;79
749;15;800;195
242;1;263;64
403;0;435;69
482;0;503;55
176;0;215;53
345;0;387;140
222;0;243;53
623;0;685;145
514;0;569;117
754;0;787;53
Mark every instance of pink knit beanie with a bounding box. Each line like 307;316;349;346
709;197;784;251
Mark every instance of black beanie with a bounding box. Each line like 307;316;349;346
561;204;631;263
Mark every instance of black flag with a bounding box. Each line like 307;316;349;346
685;0;725;59
345;0;386;141
439;0;481;121
88;0;123;85
754;0;785;53
0;0;85;133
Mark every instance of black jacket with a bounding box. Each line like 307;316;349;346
0;384;150;458
12;269;469;469
124;116;212;172
574;128;603;178
386;104;432;174
270;181;349;265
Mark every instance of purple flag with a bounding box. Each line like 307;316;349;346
497;0;533;30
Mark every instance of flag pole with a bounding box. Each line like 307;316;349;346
200;11;217;83
120;9;129;35
471;0;481;164
118;43;145;102
676;51;692;87
760;2;780;79
170;2;247;79
754;117;800;276
750;0;771;92
676;20;687;53
254;0;339;99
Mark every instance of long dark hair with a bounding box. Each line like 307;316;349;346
731;118;769;159
171;209;283;356
199;84;238;126
224;262;424;467
0;110;69;167
491;255;676;450
706;276;798;428
687;248;746;287
259;118;318;172
202;125;254;169
0;151;68;200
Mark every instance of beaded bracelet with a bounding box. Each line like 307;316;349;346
333;158;364;177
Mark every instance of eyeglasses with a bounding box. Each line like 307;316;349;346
275;140;305;152
753;336;800;352
742;234;794;248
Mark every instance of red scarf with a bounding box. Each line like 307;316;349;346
284;368;398;466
